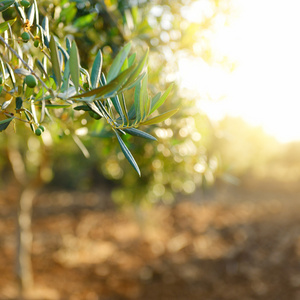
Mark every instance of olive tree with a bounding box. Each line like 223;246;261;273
0;0;176;295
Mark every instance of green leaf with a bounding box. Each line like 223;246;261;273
49;36;62;89
14;2;26;22
123;128;157;141
0;0;15;12
107;42;132;83
33;0;39;31
71;65;136;100
73;12;97;28
150;83;173;114
120;72;145;92
134;81;141;122
6;63;15;89
35;59;49;79
27;3;35;25
91;50;102;89
42;16;49;47
128;53;136;67
140;74;149;119
69;41;80;93
0;117;14;131
0;18;16;34
74;105;92;111
114;129;141;176
119;92;129;124
15;97;22;110
141;109;179;126
61;59;70;92
36;104;71;109
110;94;124;121
122;48;148;90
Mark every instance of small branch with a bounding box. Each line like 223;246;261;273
0;35;54;97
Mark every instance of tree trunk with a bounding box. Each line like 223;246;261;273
16;186;36;298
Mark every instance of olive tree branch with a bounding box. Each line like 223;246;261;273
0;35;54;97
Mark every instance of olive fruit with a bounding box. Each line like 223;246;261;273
35;128;42;136
88;111;102;120
25;75;37;88
34;40;39;48
38;125;45;132
21;32;30;42
20;0;30;7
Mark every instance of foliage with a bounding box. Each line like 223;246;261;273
0;0;176;175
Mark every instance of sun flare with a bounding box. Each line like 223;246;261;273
179;0;300;143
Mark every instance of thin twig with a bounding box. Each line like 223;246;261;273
0;35;54;97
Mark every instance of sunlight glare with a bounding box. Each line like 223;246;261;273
178;0;300;143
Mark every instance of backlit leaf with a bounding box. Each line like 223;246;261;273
141;109;179;126
107;42;131;83
49;36;62;89
69;40;80;93
0;18;16;34
91;50;102;89
71;65;135;100
123;128;157;141
114;129;141;176
150;83;173;114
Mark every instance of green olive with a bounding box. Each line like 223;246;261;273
38;125;45;132
25;75;37;88
88;110;102;120
21;32;30;42
34;40;39;48
35;128;42;136
20;0;30;7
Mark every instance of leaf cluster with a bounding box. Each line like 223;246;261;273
0;0;177;175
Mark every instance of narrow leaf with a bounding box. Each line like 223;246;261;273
27;3;35;25
69;41;80;93
0;0;15;12
140;74;149;119
123;128;157;141
35;59;49;79
14;2;26;22
6;63;15;89
74;105;92;111
114;130;141;176
91;50;102;89
107;42;132;83
49;36;62;89
150;83;174;114
122;48;148;90
110;94;124;121
0;18;16;34
128;53;136;67
0;117;13;131
71;65;136;100
134;81;141;122
33;0;39;30
36;104;71;109
42;16;49;47
141;109;179;126
119;92;129;124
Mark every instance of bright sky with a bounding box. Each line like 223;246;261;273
179;0;300;143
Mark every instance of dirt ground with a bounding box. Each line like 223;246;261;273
1;178;300;300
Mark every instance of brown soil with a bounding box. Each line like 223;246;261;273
1;179;300;300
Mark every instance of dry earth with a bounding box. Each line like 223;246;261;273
1;179;300;300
